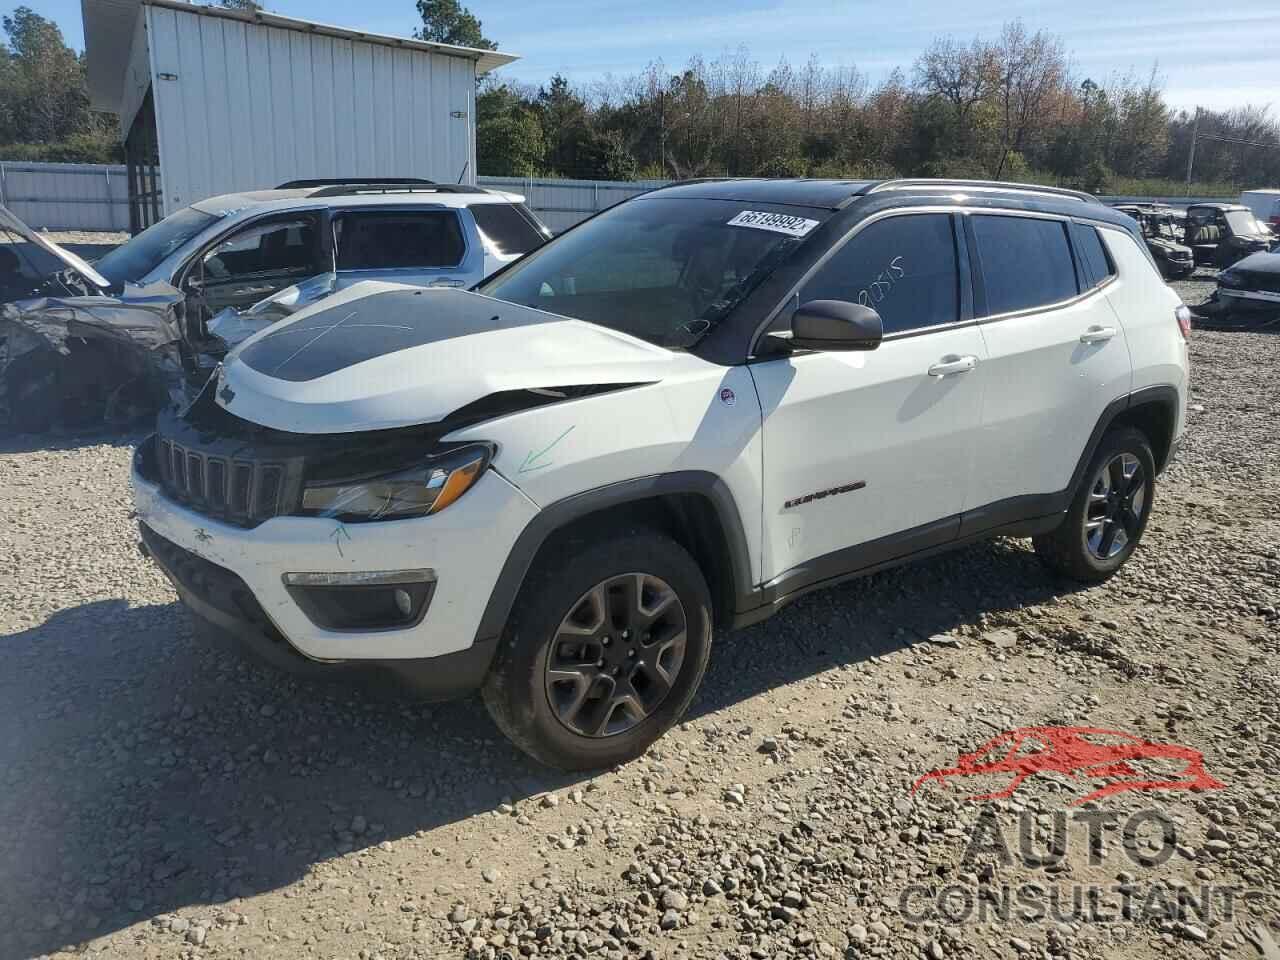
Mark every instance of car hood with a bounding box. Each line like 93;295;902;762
0;204;110;296
216;281;676;433
1226;251;1280;276
1148;237;1191;256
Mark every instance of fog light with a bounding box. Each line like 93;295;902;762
282;569;434;587
282;569;436;631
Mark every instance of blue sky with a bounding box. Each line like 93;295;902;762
39;0;1280;113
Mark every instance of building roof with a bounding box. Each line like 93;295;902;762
83;0;519;116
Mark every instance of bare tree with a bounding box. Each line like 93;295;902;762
992;21;1068;178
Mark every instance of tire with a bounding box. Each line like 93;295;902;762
1033;426;1156;583
482;526;713;770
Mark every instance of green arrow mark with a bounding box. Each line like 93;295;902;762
518;425;575;473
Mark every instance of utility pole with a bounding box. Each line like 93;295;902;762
659;89;667;175
1184;107;1200;195
1182;107;1269;196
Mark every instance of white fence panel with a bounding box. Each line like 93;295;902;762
478;176;669;232
0;161;132;232
0;162;1242;235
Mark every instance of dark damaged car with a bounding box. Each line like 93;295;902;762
0;206;191;432
1192;250;1280;330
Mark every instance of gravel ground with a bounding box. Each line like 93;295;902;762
1;271;1277;960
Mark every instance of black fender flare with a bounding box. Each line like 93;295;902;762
475;470;755;646
1068;384;1181;494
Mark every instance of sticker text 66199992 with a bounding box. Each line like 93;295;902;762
726;210;820;238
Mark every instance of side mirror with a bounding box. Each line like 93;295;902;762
784;299;883;352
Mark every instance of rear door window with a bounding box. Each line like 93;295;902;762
797;212;960;335
468;203;546;256
333;211;465;270
973;215;1078;316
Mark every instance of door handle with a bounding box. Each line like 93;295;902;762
928;355;979;377
1079;326;1117;344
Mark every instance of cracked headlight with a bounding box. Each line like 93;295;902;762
300;443;494;520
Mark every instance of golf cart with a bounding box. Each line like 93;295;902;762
1112;204;1195;279
1184;203;1274;269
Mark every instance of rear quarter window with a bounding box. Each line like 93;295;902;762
1071;223;1116;289
468;203;546;257
973;215;1078;316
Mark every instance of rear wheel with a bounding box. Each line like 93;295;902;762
1034;427;1156;582
482;527;712;770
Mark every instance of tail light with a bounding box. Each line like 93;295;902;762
1175;304;1192;339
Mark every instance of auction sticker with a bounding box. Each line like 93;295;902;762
727;210;820;237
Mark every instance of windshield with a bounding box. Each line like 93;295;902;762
1224;210;1267;237
479;197;827;348
1141;214;1178;240
93;206;220;288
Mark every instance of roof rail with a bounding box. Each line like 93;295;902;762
869;179;1102;204
276;177;437;189
305;183;490;198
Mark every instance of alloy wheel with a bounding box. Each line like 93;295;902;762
544;573;688;738
1084;452;1146;560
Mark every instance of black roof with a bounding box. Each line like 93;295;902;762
642;178;879;209
640;177;1105;211
277;177;436;189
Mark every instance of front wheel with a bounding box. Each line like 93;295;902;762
1033;426;1156;582
482;527;713;770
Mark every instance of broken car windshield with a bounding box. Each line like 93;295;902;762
0;226;97;300
478;197;828;348
93;206;220;288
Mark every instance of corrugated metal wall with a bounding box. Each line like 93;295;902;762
0;162;132;232
477;176;669;232
144;4;477;215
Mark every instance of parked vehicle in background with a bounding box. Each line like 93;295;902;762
1184;202;1274;268
1239;189;1280;232
1192;251;1280;330
1112;204;1195;279
132;178;1190;770
0;182;550;432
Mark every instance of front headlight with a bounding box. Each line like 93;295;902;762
300;443;494;520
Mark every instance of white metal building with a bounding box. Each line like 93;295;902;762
81;0;517;231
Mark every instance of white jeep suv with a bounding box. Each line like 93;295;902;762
131;178;1190;770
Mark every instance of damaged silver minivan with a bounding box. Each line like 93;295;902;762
0;181;548;433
